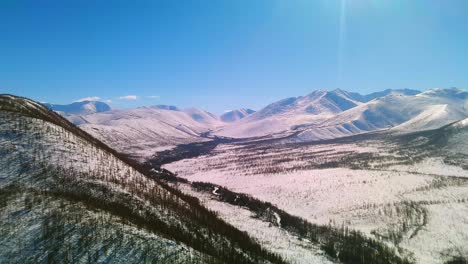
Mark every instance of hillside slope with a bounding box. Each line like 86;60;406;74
221;109;255;122
217;88;466;141
347;88;421;102
68;106;224;159
0;94;285;264
294;89;467;141
217;89;362;138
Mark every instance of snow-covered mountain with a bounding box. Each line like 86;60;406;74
44;87;466;154
220;108;255;122
251;89;360;120
216;88;467;140
347;88;421;102
216;89;363;138
182;107;221;124
0;94;286;264
44;100;111;115
68;106;224;159
293;88;467;141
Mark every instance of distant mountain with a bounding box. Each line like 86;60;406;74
417;87;467;99
44;87;466;149
67;106;223;159
0;94;286;264
44;101;111;115
216;88;467;140
294;87;467;141
250;89;360;121
149;106;220;123
217;89;362;137
220;108;255;122
347;88;421;102
182;107;220;124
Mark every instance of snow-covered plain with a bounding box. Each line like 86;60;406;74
165;134;468;264
175;183;335;264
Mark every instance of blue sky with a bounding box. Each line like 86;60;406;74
1;0;467;113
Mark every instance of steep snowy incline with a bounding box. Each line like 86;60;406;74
0;94;287;264
347;88;421;102
294;88;467;141
215;88;466;141
216;89;362;138
220;108;255;122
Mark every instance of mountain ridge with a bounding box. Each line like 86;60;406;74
0;94;287;264
45;100;112;115
220;108;255;122
216;87;467;139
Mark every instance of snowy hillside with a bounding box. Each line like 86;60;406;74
216;89;362;138
67;106;225;159
0;94;287;264
216;88;467;140
44;100;111;115
220;108;255;122
181;107;221;124
420;117;468;156
249;89;361;120
347;88;421;102
294;88;466;141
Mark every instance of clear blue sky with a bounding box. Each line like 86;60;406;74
1;0;467;113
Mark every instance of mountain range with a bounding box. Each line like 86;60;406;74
44;87;467;158
1;89;467;264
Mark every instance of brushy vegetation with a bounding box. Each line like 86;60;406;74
445;257;468;264
191;181;413;264
1;185;213;264
157;116;468;264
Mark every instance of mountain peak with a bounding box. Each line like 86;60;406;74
220;108;256;122
44;100;111;115
418;87;467;99
298;89;360;114
347;88;421;102
182;108;220;123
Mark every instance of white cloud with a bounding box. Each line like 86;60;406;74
147;95;160;99
74;96;100;102
118;95;138;100
104;99;112;104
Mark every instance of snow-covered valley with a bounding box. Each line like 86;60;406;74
163;122;468;264
1;87;467;264
65;88;467;160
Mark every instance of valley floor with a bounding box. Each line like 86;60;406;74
163;135;468;264
173;183;334;264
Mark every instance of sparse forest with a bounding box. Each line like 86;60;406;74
0;95;287;264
